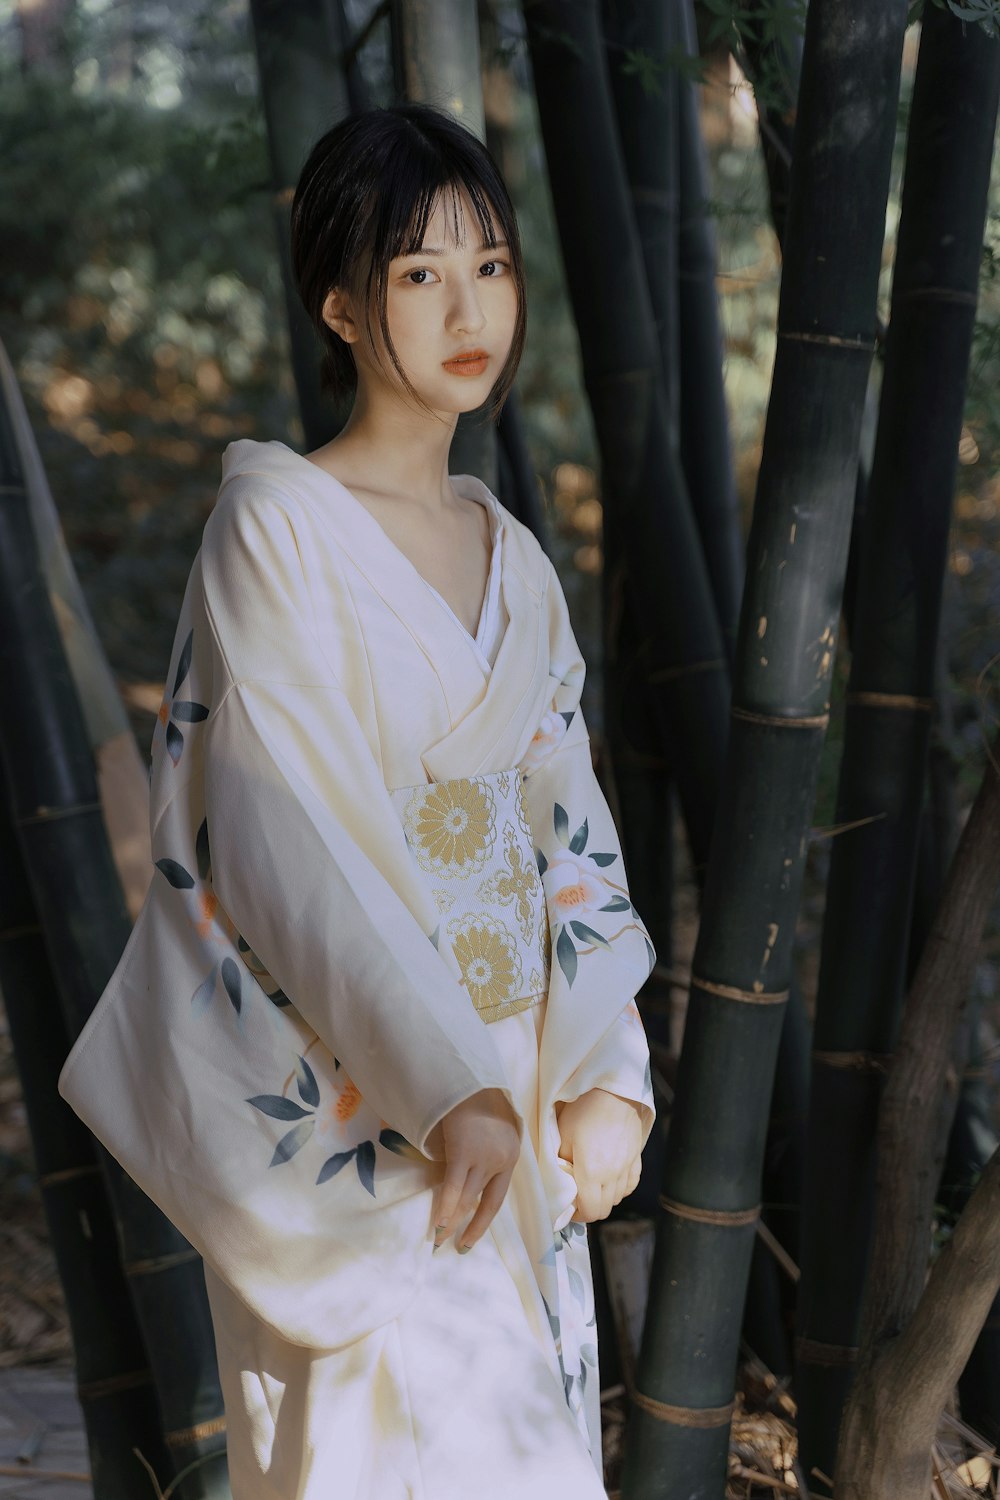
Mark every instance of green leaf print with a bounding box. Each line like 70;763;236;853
317;1148;357;1185
569;920;611;951
536;847;548;875
270;1119;314;1167
568;817;589;855
165;721;185;766
356;1140;377;1197
155;858;194;889
248;1096;312;1121
599;894;631;913
195;818;211;881
294;1054;320;1108
589;851;617;867
553;802;569;846
172;629;194;696
556;925;578;987
172;700;209;723
191;965;218;1014
220;957;242;1015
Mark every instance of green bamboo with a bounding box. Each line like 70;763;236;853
249;0;354;450
796;9;1000;1487
617;0;907;1491
0;778;172;1499
732;1;802;252
523;0;730;879
0;401;230;1499
389;0;497;492
495;384;549;542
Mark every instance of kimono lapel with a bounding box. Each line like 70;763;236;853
223;441;553;783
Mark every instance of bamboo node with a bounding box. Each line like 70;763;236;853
165;1416;228;1447
78;1368;154;1402
648;658;727;684
812;1049;892;1073
777;329;874;352
123;1247;202;1277
630;1388;735;1428
730;707;829;730
795;1337;859;1367
659;1195;760;1227
691;974;789;1006
845;690;933;712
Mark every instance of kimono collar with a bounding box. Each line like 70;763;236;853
219;440;554;781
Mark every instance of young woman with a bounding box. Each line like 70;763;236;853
60;103;655;1499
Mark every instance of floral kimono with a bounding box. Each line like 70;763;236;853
59;439;655;1500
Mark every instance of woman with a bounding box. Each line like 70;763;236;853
60;103;655;1499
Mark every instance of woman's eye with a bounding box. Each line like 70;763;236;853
406;268;437;285
480;260;508;277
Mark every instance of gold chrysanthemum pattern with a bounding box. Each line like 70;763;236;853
448;916;523;1023
390;769;549;1023
402;777;496;876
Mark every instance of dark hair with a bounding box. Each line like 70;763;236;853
290;103;526;425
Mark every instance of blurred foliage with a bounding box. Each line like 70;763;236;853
0;0;995;826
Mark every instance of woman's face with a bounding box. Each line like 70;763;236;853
355;185;519;417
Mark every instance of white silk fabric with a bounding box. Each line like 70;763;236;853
58;439;656;1497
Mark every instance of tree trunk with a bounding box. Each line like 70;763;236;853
618;0;907;1492
796;9;1000;1486
0;400;230;1500
836;733;1000;1499
249;0;354;451
390;0;498;492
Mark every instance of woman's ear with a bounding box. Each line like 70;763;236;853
322;287;358;345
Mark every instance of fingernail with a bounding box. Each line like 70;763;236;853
434;1224;447;1232
457;1242;471;1255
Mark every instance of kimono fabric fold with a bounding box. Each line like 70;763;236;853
58;439;656;1499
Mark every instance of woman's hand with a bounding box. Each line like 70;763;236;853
425;1088;521;1253
555;1087;644;1223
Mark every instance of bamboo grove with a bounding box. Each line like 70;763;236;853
1;2;999;1497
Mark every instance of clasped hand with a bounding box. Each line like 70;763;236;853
555;1087;644;1223
425;1084;644;1254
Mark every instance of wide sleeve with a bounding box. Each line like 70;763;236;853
523;555;656;1155
198;485;518;1158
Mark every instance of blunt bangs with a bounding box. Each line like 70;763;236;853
290;103;527;425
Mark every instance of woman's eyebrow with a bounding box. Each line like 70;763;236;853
399;239;510;257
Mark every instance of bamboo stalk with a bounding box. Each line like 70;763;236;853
796;9;1000;1488
618;0;908;1492
248;0;353;450
390;0;498;492
523;0;730;880
0;774;173;1499
0;396;230;1499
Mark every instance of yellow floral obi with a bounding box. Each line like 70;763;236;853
389;769;552;1024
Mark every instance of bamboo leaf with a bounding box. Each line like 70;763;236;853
247;1095;310;1121
536;847;548;874
356;1139;376;1197
590;850;617;866
269;1119;314;1167
220;957;242;1015
294;1053;320;1108
155;858;194;889
569;920;611;949
553;802;569;845
172;629;193;696
171;700;209;723
599;894;631;912
569;817;589;854
317;1148;357;1185
556;925;578;986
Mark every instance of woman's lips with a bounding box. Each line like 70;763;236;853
442;353;489;376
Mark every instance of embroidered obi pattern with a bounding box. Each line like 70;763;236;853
390;769;551;1024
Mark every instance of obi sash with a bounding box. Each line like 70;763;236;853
389;769;551;1024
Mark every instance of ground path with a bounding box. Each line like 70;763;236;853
0;1367;91;1499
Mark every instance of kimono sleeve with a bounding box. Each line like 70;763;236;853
198;485;517;1158
523;556;656;1149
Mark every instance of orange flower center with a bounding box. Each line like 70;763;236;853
336;1081;362;1121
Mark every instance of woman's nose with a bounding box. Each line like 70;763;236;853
449;278;487;335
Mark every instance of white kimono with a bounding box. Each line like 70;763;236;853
58;439;655;1500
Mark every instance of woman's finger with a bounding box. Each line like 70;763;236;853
455;1166;513;1251
434;1163;476;1243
